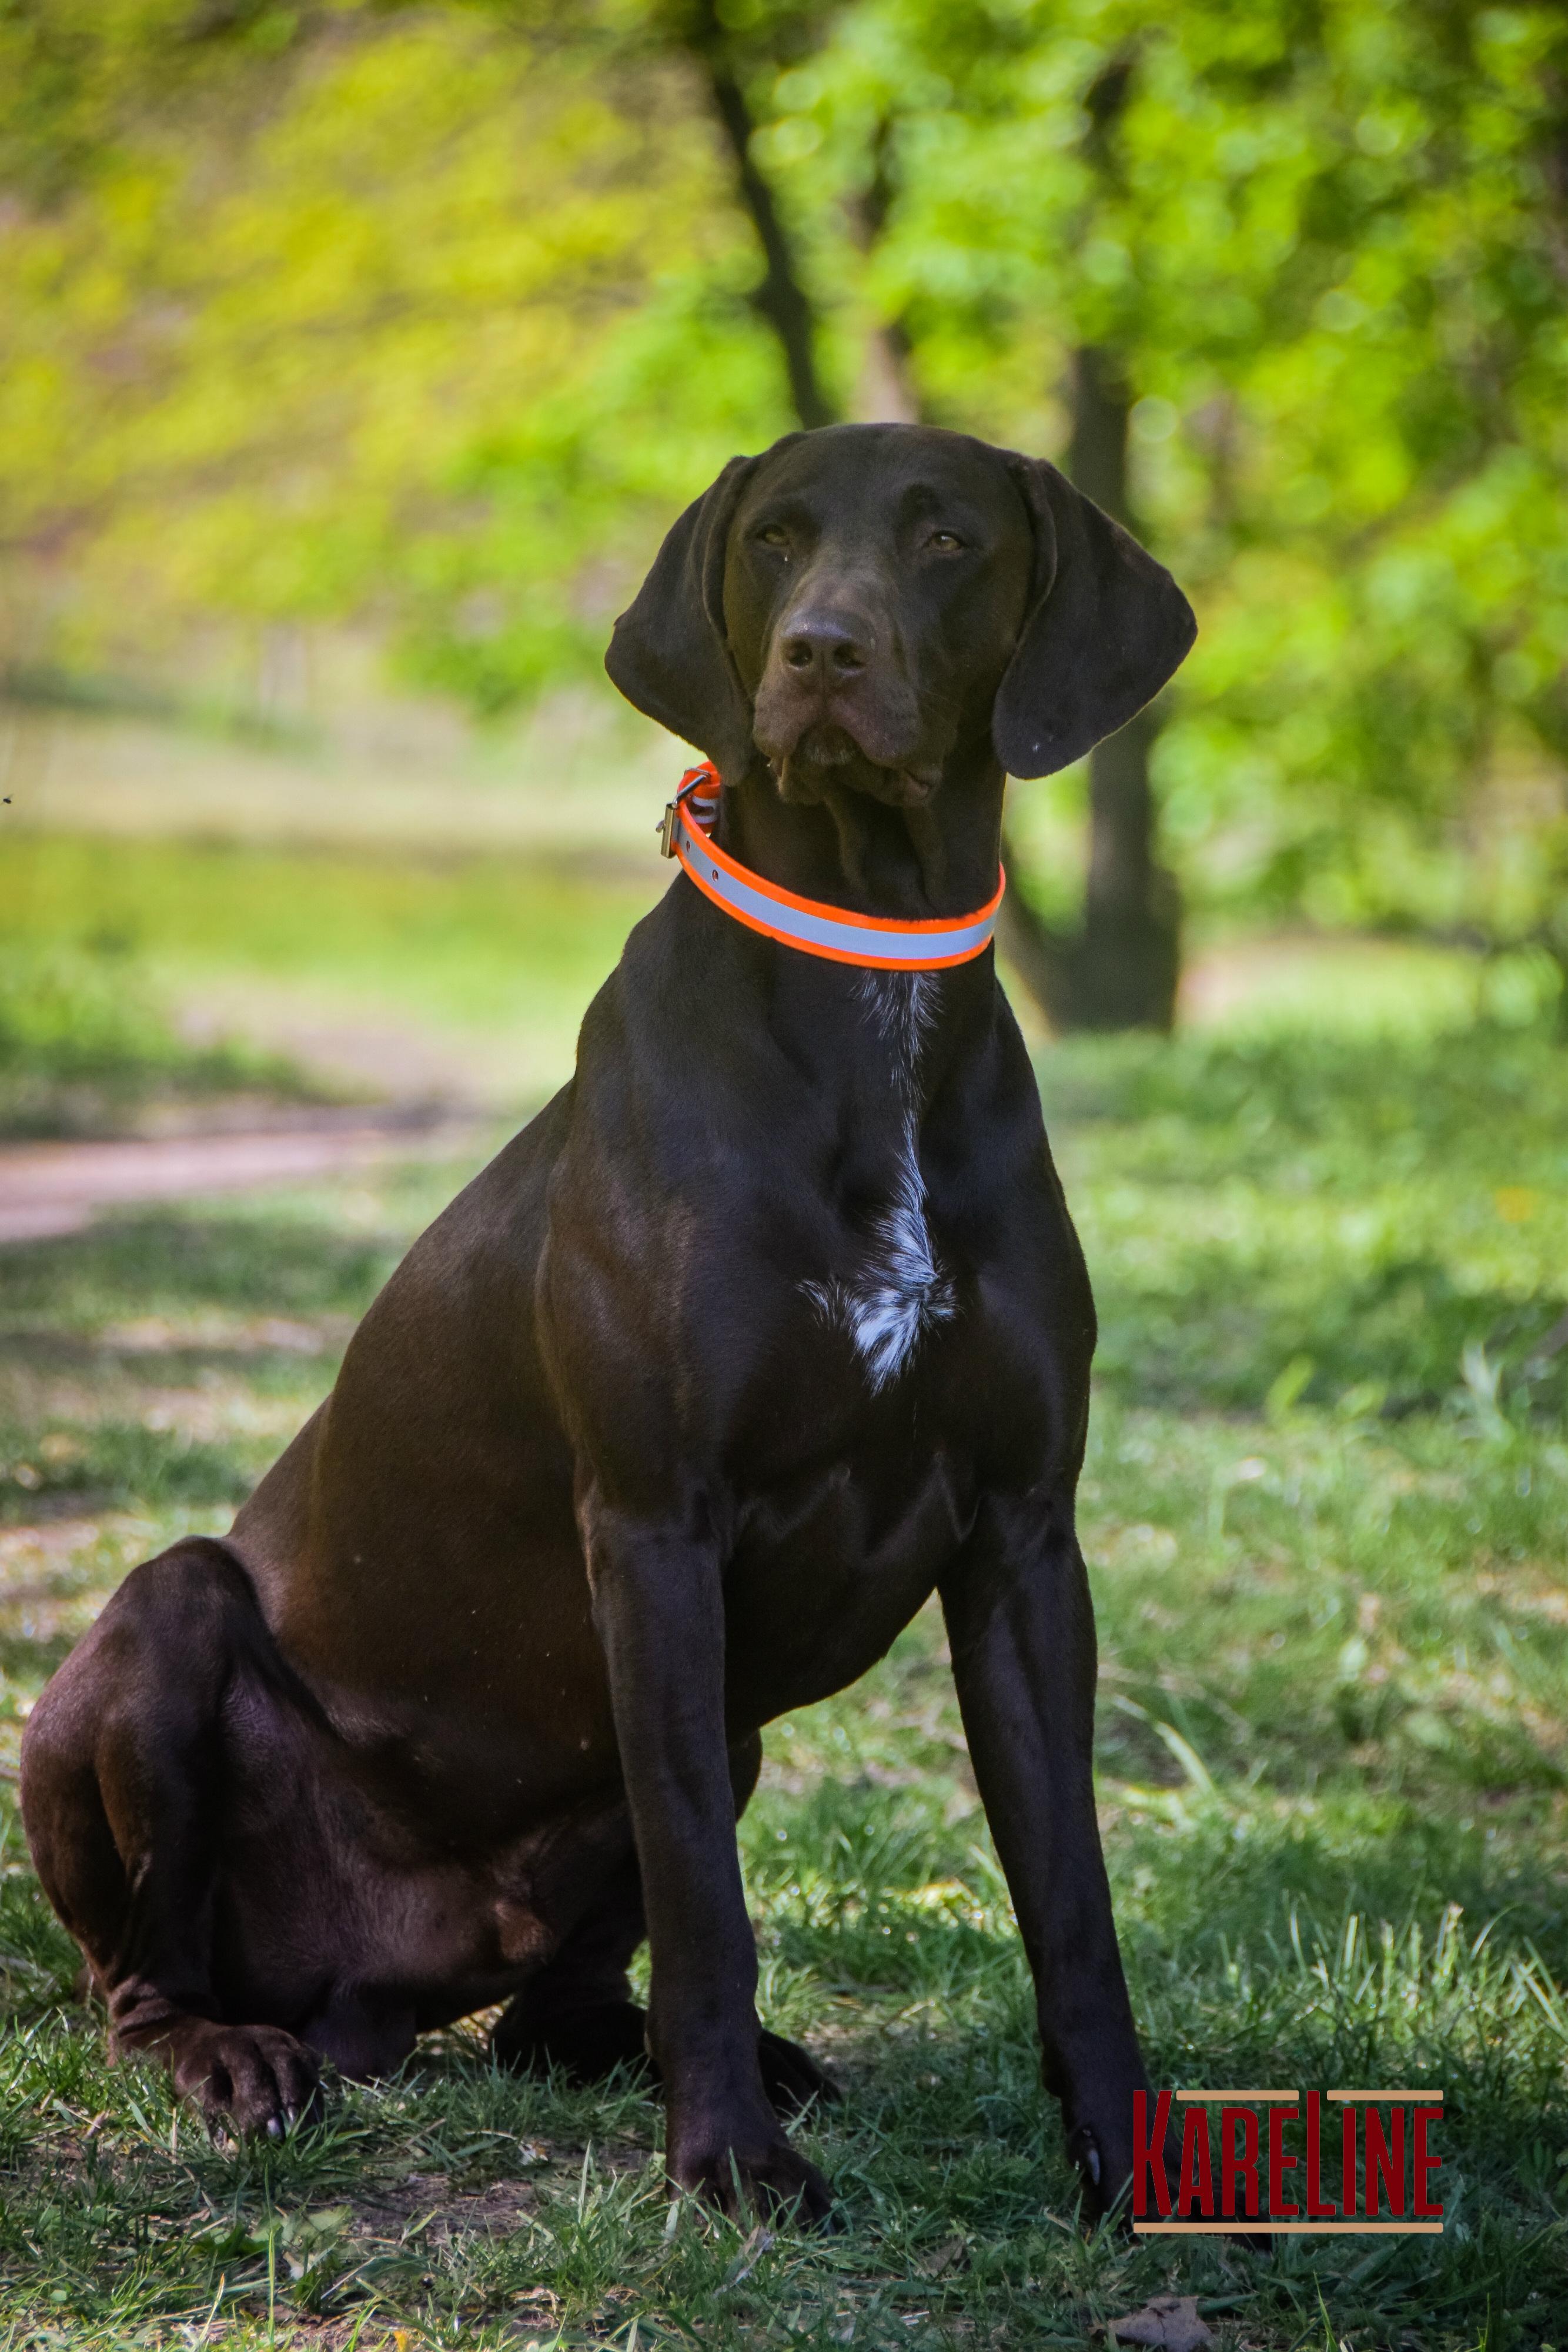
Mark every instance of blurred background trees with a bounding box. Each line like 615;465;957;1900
3;0;1566;1030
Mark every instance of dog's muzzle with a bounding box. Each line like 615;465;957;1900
752;603;928;800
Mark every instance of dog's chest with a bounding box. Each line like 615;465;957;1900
801;973;955;1393
724;1445;965;1714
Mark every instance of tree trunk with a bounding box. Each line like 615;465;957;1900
997;49;1183;1034
992;350;1180;1032
687;0;835;432
1055;345;1181;1030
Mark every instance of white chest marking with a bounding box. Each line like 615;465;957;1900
803;973;956;1392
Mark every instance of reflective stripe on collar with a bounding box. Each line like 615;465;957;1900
658;763;1004;973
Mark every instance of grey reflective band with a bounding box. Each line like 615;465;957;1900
674;805;1003;971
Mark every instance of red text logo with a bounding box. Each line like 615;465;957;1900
1132;2089;1443;2235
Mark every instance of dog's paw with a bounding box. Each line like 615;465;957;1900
1066;2118;1269;2253
758;2029;841;2119
668;2114;837;2229
1066;2120;1113;2212
1066;2114;1154;2231
168;2022;322;2140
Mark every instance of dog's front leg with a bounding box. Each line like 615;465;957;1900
940;1490;1166;2223
583;1494;834;2224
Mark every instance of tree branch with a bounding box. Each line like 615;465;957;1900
684;0;836;430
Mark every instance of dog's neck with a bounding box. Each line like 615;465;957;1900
716;743;1007;925
701;747;1009;1386
691;740;1007;1146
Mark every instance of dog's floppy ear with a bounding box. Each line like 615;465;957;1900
992;455;1196;780
604;454;763;780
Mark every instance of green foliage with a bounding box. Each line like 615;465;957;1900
0;1197;409;1331
1;0;1566;948
755;0;1568;937
0;0;299;199
0;2;786;701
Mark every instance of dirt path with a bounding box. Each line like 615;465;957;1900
0;1108;487;1244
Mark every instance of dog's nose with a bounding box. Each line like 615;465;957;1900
780;614;870;679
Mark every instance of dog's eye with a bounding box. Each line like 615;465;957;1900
927;530;965;552
757;525;790;549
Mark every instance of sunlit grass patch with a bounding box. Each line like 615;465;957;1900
2;833;665;1119
0;938;315;1138
1047;1018;1568;1422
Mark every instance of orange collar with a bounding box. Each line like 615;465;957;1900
658;763;1004;973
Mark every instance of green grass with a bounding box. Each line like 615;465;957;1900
0;937;317;1138
2;972;1567;2343
0;834;661;1035
1;834;664;1123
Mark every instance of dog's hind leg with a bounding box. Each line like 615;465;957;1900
19;1537;320;2137
490;1845;651;2085
493;1736;838;2117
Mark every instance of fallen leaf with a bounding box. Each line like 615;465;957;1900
914;2236;965;2277
1105;2294;1214;2352
722;2224;775;2288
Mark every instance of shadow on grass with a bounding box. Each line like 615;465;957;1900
0;1207;403;1329
1037;1018;1568;1173
0;1418;258;1527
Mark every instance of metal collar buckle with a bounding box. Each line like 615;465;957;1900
657;764;720;860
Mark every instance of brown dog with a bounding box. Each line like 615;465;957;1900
22;423;1195;2224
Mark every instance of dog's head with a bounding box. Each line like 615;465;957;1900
605;423;1195;803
